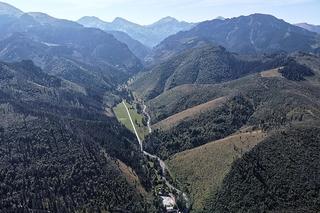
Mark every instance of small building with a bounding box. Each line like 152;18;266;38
160;194;178;213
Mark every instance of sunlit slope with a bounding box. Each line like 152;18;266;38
167;130;267;212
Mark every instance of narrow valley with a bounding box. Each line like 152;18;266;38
114;99;190;212
0;1;320;212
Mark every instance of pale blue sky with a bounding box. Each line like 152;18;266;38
3;0;320;25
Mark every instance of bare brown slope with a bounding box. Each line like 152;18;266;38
260;67;282;78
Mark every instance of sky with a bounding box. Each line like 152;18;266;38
2;0;320;25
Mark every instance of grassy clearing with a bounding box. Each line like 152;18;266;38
113;101;134;132
166;130;267;212
113;101;149;140
260;67;282;78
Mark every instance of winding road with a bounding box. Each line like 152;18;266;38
122;100;190;212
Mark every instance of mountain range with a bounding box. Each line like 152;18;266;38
78;16;195;47
0;1;320;212
152;14;320;62
0;4;144;106
128;11;320;213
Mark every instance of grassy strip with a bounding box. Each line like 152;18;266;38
114;101;149;140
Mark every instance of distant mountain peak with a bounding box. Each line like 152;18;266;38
154;13;318;57
78;16;107;29
77;15;195;47
215;16;225;20
0;1;23;17
28;12;81;27
156;16;179;24
27;12;56;25
248;13;280;21
28;12;51;19
78;16;103;22
113;17;132;24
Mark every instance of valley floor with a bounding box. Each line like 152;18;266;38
114;100;149;141
114;99;190;213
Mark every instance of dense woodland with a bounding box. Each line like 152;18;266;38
207;125;320;212
144;96;255;159
0;60;158;212
130;45;288;100
143;55;320;159
141;53;320;212
0;118;147;212
144;53;319;124
279;59;315;80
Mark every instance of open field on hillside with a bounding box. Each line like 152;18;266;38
113;101;149;140
167;130;267;212
153;96;228;130
260;67;282;78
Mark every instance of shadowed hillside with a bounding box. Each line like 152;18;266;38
0;60;156;212
130;45;287;100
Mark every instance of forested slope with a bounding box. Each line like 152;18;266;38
0;60;155;212
207;125;320;212
130;45;287;100
140;52;320;212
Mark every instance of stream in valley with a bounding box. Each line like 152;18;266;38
123;100;190;212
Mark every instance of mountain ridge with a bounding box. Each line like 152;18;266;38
130;44;288;100
78;15;195;47
296;22;320;34
152;13;320;60
0;1;23;17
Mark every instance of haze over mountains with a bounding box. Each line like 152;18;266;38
152;14;320;61
0;1;320;212
78;16;195;47
295;23;320;34
0;2;145;105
